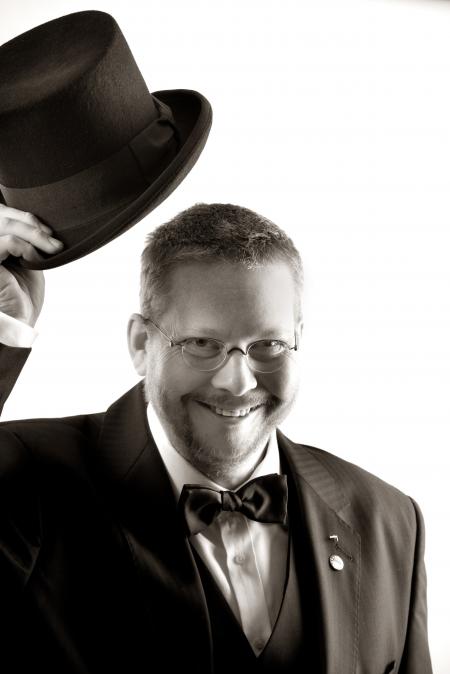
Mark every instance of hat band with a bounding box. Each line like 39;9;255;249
0;99;179;232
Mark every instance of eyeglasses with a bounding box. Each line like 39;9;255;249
143;316;298;373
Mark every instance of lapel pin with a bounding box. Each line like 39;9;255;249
329;554;344;571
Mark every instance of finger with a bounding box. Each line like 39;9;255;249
0;215;55;241
0;204;49;227
0;222;63;255
0;204;53;235
0;234;60;263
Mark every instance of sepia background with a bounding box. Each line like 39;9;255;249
1;0;449;669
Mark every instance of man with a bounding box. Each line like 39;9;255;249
0;202;432;673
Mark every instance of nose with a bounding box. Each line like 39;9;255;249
210;350;258;396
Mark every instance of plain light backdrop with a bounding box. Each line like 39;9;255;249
1;0;449;670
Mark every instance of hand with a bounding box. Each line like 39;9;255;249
0;204;64;327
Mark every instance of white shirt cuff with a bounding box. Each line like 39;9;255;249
0;311;38;347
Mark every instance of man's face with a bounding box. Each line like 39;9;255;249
131;260;301;485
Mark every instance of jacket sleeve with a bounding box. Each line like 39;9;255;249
399;498;433;673
0;426;41;674
0;344;31;416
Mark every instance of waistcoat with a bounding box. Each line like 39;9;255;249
193;472;322;673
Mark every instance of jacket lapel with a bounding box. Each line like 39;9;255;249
278;431;361;674
92;382;213;672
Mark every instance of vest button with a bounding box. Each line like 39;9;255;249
233;553;245;565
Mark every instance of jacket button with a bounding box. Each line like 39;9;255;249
329;554;344;571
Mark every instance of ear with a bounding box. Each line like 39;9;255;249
127;313;148;376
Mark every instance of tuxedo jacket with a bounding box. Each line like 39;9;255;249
0;345;432;673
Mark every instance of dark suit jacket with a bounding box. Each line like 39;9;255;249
0;344;432;673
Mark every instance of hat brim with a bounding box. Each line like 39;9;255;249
20;89;212;270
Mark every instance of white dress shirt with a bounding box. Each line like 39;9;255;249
147;404;289;656
0;311;37;347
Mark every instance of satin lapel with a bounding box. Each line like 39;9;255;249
93;383;213;672
278;431;361;674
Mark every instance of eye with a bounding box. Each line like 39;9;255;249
249;340;287;361
194;338;208;347
261;339;286;351
183;338;223;357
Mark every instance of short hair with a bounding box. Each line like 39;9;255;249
140;203;303;321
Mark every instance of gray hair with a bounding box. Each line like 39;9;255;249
140;203;303;321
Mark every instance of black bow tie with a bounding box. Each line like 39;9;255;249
179;473;288;536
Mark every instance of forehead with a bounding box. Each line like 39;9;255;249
165;261;298;336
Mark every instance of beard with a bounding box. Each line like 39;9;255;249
145;377;294;485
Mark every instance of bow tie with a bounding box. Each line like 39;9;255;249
179;473;288;536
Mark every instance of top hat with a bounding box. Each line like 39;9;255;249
0;10;212;269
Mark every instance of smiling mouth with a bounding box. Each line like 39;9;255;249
195;401;262;418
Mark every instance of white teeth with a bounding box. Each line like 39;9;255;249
197;401;261;418
213;407;254;417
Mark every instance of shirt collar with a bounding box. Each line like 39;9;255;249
147;403;281;498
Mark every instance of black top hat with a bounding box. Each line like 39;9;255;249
0;10;212;269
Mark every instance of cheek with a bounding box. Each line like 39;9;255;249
147;345;178;371
258;363;300;402
145;346;179;392
146;346;208;397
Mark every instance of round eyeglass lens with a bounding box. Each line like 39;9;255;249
247;340;289;373
182;338;226;371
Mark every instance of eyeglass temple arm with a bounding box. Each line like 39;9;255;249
143;316;177;347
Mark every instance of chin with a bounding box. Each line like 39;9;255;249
183;419;270;474
197;431;261;460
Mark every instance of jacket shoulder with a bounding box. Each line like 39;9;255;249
285;437;421;534
0;411;105;510
0;411;104;468
0;411;105;595
304;442;406;493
